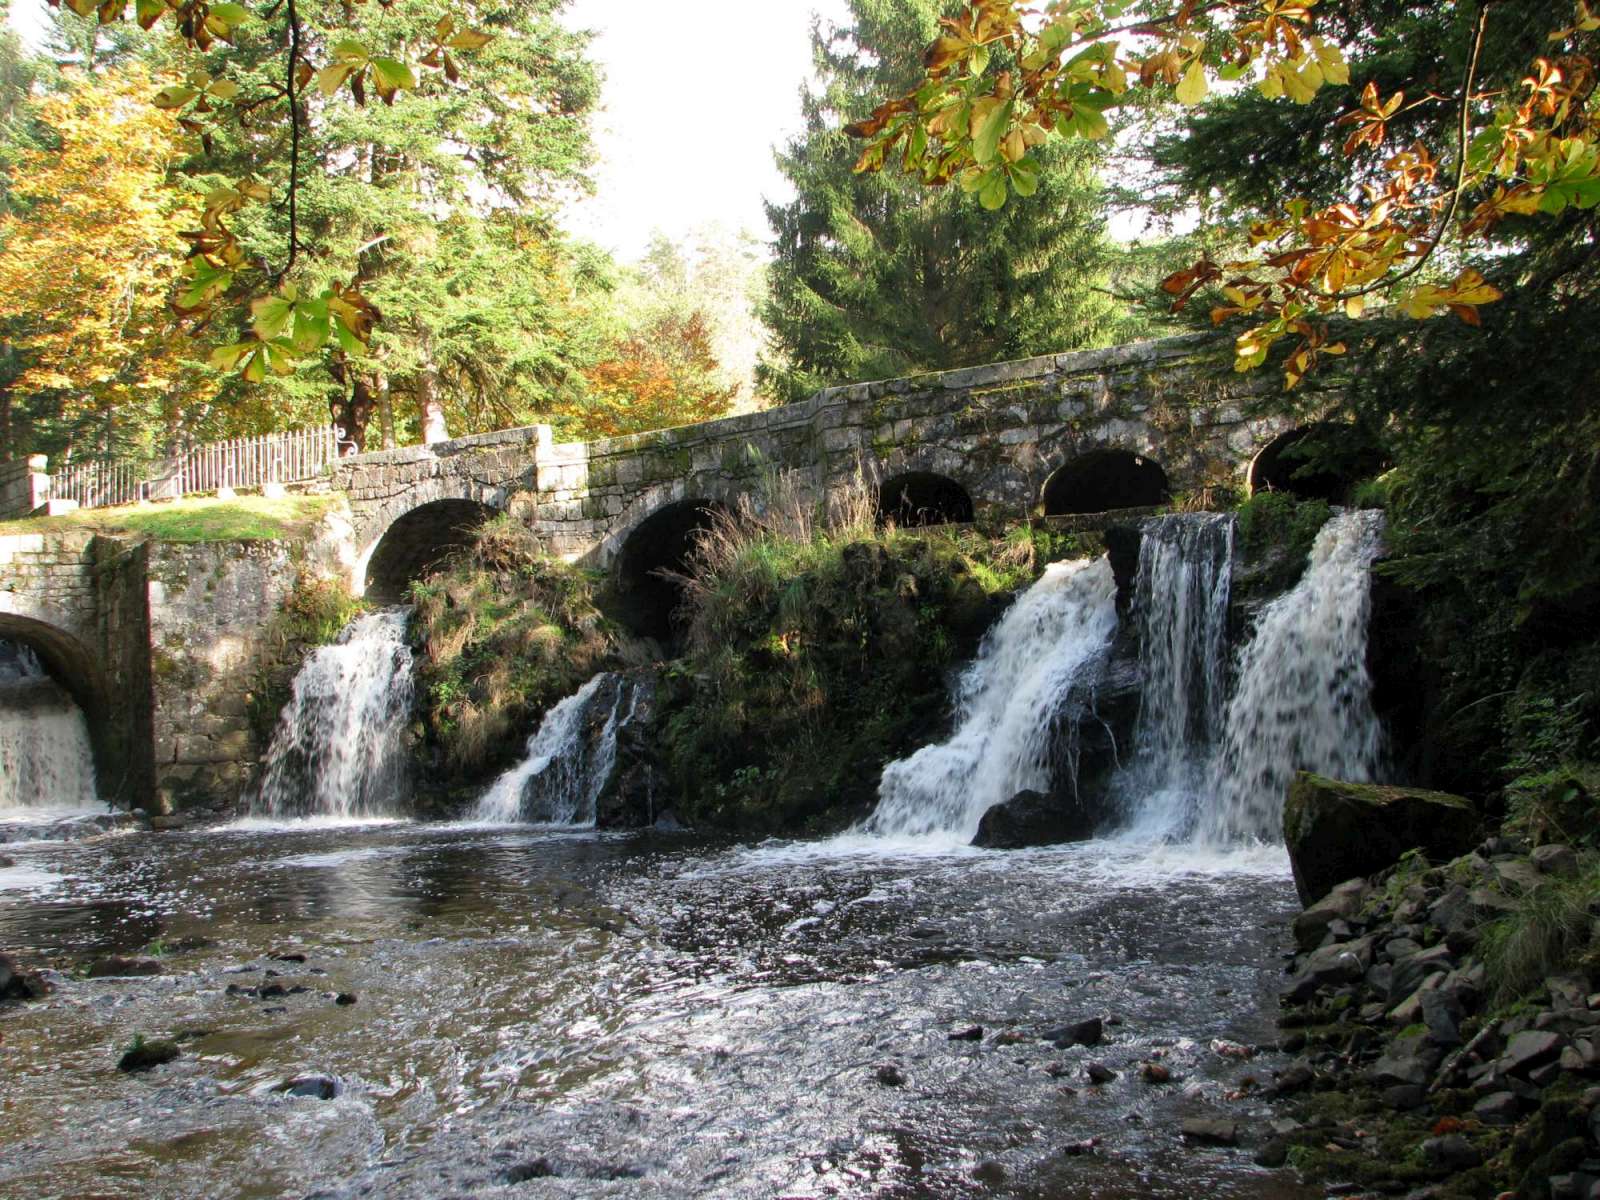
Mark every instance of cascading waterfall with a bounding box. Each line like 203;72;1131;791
251;608;415;820
0;641;99;814
1116;513;1234;838
1200;509;1386;843
862;557;1119;840
474;672;635;826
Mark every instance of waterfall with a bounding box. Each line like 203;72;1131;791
473;672;636;826
0;641;100;815
251;608;415;820
1200;510;1386;843
862;557;1119;840
1116;513;1234;839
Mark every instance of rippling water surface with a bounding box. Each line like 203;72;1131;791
0;824;1317;1199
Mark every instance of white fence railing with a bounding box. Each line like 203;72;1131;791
46;426;340;512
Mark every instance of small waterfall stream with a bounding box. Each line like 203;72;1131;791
251;608;415;820
474;672;637;826
0;641;100;815
863;557;1119;840
1116;513;1234;839
1200;509;1386;842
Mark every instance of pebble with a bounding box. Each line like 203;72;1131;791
1085;1062;1116;1085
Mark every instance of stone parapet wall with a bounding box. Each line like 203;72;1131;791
0;456;49;520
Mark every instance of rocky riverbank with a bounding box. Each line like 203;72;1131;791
1271;790;1600;1198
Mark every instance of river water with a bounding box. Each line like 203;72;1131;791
0;823;1313;1199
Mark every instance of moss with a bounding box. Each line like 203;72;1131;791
245;576;367;744
656;521;1032;834
1478;862;1600;1007
410;515;617;799
1231;491;1334;600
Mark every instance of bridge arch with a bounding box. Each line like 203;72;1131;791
1042;450;1170;516
1248;424;1383;502
0;600;116;795
876;471;974;527
613;495;732;642
360;498;499;602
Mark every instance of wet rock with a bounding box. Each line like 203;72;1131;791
874;1064;906;1087
335;992;358;1006
1533;844;1580;877
277;1074;341;1099
118;1038;180;1072
1043;1017;1103;1049
1421;1134;1481;1172
1140;1062;1172;1084
948;1025;984;1042
1085;1063;1116;1085
1274;1061;1314;1095
258;983;288;999
1180;1119;1238;1146
270;951;307;963
0;854;13;868
1493;859;1544;894
972;1161;1007;1186
86;956;163;979
1382;1084;1427;1110
502;1158;557;1183
1254;1137;1290;1167
1475;1091;1524;1125
1293;878;1370;951
1283;773;1478;905
1503;1030;1564;1076
1421;988;1465;1046
1285;939;1371;1002
1389;945;1455;1004
971;789;1096;849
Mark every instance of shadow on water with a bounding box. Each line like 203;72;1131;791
0;824;1318;1200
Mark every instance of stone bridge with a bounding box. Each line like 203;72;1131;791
337;334;1317;603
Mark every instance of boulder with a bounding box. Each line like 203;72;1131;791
1042;1017;1104;1049
1292;878;1370;951
1283;773;1480;905
972;789;1097;850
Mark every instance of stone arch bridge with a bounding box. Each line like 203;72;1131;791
340;334;1315;601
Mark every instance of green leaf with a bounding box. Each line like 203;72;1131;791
370;58;416;92
134;0;165;29
334;317;366;356
1009;159;1039;197
331;39;369;64
979;172;1008;210
317;64;354;98
207;78;240;101
970;43;990;76
290;299;330;353
250;294;294;341
208;342;253;371
152;85;198;110
207;2;248;26
972;99;1012;166
1069;104;1109;140
444;29;494;51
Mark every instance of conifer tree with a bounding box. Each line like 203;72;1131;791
760;0;1128;402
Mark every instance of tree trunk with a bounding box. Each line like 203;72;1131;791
417;365;447;444
328;354;376;455
377;371;396;450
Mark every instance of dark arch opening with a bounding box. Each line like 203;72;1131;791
0;616;113;805
1249;425;1385;503
876;472;974;528
364;499;497;602
1042;451;1170;516
615;498;728;644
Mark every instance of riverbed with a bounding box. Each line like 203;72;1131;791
0;822;1316;1199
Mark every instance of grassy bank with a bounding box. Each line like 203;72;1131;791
0;494;341;542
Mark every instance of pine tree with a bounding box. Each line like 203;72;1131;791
760;0;1129;402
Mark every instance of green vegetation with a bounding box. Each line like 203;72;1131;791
0;494;339;542
758;0;1135;402
1480;862;1600;1008
656;475;1064;832
410;516;617;784
246;573;367;744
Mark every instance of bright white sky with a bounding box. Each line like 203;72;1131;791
8;0;855;262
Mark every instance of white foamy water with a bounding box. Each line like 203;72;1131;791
861;557;1119;840
1117;513;1234;840
251;608;415;820
1200;510;1386;843
473;673;634;826
0;642;99;815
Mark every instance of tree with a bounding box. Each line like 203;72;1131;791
0;64;205;462
761;0;1128;402
548;309;737;442
178;0;602;448
848;0;1600;386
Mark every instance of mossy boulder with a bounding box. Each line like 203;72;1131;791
1284;772;1480;905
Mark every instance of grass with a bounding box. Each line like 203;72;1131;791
0;494;340;542
1479;861;1600;1007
